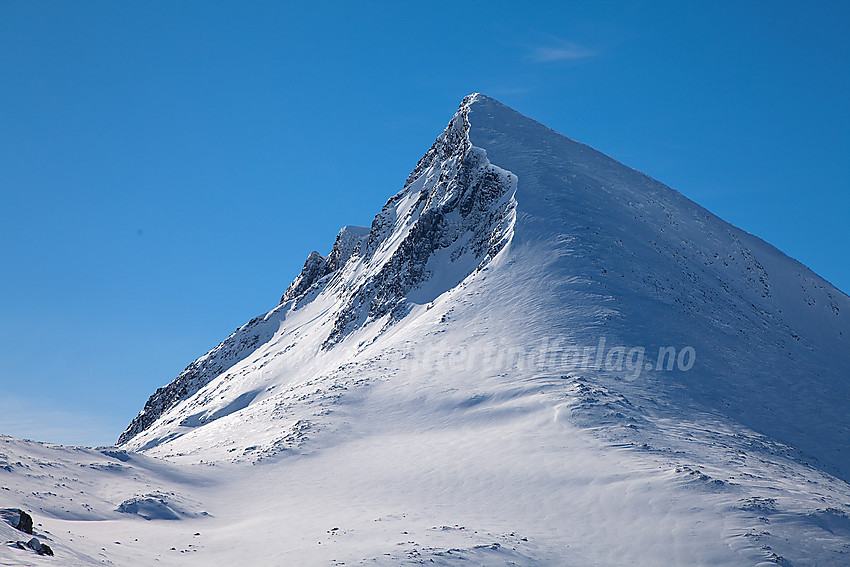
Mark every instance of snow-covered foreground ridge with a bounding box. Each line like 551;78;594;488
3;94;849;565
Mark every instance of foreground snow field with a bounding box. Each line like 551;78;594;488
3;94;849;565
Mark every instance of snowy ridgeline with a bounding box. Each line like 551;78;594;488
2;94;849;565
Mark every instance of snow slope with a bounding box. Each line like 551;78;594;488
3;94;849;565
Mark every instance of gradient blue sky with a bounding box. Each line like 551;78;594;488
2;1;848;446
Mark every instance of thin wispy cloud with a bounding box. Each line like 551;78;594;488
528;40;597;63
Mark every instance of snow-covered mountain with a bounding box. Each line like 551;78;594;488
3;94;849;566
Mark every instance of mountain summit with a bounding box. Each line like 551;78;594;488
106;93;850;564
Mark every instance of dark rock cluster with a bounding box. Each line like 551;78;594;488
0;508;33;534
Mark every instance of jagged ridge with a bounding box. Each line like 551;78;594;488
118;94;517;444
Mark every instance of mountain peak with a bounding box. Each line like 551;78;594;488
107;93;850;563
121;94;849;491
460;91;502;106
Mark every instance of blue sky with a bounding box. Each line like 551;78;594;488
1;1;848;446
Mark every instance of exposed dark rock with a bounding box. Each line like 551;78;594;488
280;251;330;304
0;508;33;534
26;537;53;556
10;537;53;556
323;96;515;347
280;226;371;306
325;226;370;273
